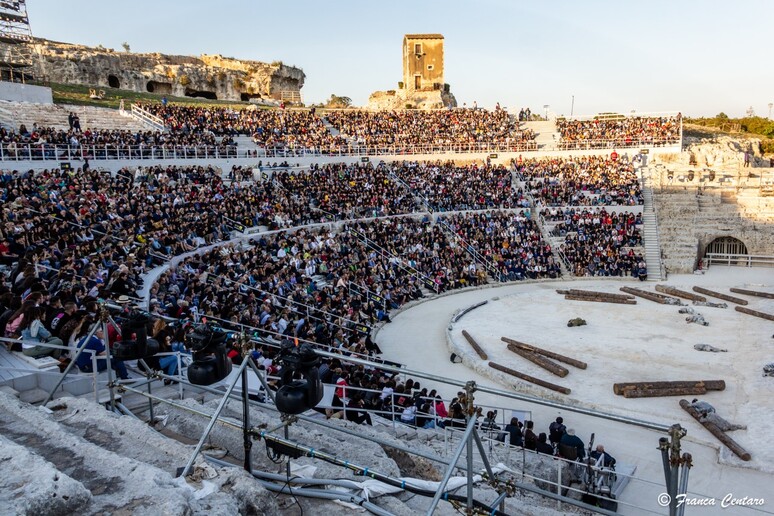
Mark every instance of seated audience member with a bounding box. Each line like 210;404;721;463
74;322;129;380
548;416;566;448
536;433;554;455
559;428;586;460
590;444;616;468
502;417;524;447
524;420;538;450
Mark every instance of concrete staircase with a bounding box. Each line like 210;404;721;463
640;184;664;281
533;210;571;277
0;101;148;132
320;115;341;137
522;120;559;149
232;135;261;155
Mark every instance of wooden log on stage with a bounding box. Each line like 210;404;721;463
461;330;488;360
565;294;637;305
735;306;774;322
613;380;726;395
655;285;707;302
692;286;748;306
620;286;678;304
489;361;571;394
567;289;636;301
730;287;774;300
502;337;588;370
622;386;707;398
505;343;569;377
679;399;751;461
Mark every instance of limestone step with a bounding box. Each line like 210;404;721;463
19;388;51;405
0;384;20;398
0;391;275;514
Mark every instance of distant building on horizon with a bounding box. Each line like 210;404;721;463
368;33;455;110
402;34;444;92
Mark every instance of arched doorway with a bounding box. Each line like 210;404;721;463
704;236;747;256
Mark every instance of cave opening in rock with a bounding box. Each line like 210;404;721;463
107;75;120;88
240;92;263;102
184;88;217;100
147;81;173;94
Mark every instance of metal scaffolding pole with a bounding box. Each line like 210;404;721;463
425;414;477;516
42;319;100;406
179;357;252;478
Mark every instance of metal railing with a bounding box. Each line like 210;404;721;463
559;111;681;122
130;103;167;132
0;143;242;161
704;253;774;268
551;137;681;151
0;138;683;162
257;141;539;157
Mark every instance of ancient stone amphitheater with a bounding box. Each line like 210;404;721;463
0;98;772;516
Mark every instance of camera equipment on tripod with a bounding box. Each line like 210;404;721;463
186;323;232;385
112;311;160;360
274;340;323;415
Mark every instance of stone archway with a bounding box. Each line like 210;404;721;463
704;236;748;257
107;75;120;88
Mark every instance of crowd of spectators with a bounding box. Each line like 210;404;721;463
519;155;643;207
325;107;536;152
273;162;419;220
439;211;561;281
393;161;528;212
140;103;349;154
0;124;236;160
1;151;648;413
548;208;646;278
556;115;682;149
517;156;647;279
0;157;631;483
140;103;540;154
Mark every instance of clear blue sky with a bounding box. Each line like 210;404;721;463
28;0;772;117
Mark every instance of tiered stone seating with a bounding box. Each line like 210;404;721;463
0;101;148;132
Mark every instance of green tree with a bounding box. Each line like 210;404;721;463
121;42;131;53
716;112;728;120
326;94;352;108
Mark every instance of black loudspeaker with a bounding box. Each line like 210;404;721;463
274;343;323;414
188;355;233;386
186;325;232;385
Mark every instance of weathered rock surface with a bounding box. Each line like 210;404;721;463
0;434;92;516
0;392;277;515
30;38;304;102
368;88;457;110
661;135;766;169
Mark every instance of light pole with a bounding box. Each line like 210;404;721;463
570;96;575;118
543;104;550;121
768;103;772;119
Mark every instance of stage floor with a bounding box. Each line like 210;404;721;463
377;267;774;515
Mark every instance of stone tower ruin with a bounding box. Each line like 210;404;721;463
402;34;444;92
368;33;455;110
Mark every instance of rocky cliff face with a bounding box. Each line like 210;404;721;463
367;88;457;110
659;136;766;169
30;38;305;102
